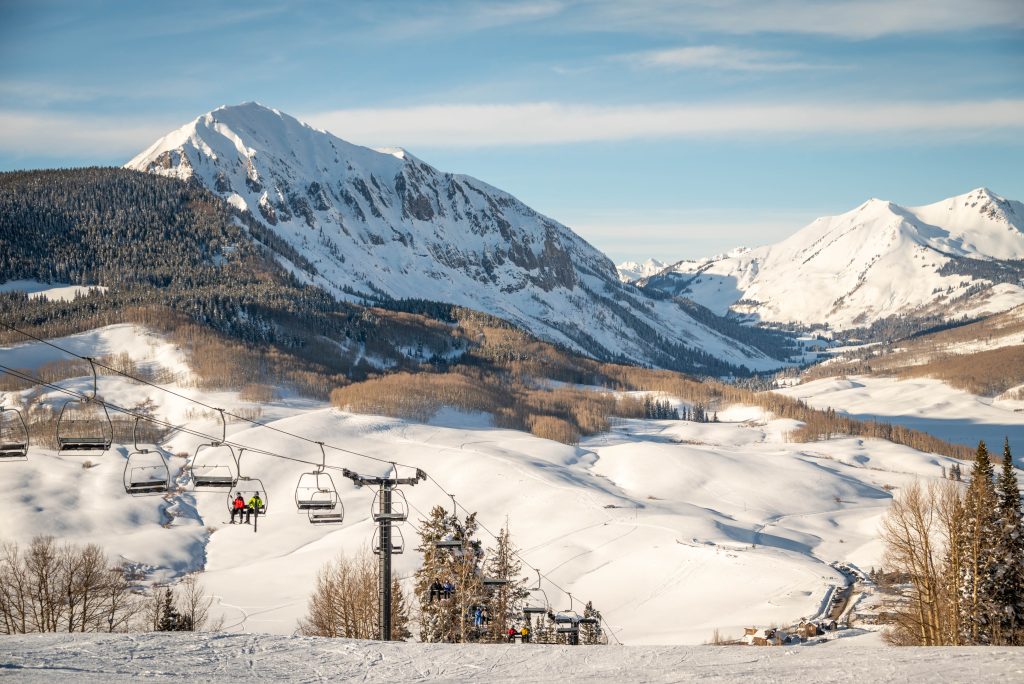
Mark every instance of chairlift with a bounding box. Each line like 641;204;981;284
122;416;170;495
371;486;408;522
372;524;405;555
0;406;29;460
55;358;113;455
190;409;238;490
435;535;463;550
227;448;267;515
523;569;550;616
295;442;344;524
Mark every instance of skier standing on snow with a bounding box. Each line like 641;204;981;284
230;493;246;524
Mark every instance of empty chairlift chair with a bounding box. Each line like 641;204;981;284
190;409;238;490
523;569;550;618
295;442;344;524
228;449;267;516
123;416;170;495
372;524;405;555
56;358;113;455
0;407;29;461
371;486;408;523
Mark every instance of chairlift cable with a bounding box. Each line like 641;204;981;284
0;322;421;473
1;326;622;641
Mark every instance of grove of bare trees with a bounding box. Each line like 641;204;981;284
881;438;1024;645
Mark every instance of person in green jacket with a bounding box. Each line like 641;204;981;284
245;493;264;524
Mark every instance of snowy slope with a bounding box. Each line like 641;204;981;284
125;103;780;372
776;375;1024;451
0;326;977;645
616;258;667;283
644;188;1024;329
4;632;1024;682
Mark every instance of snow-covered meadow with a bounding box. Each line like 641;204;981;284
777;375;1024;452
0;325;983;646
4;631;1024;682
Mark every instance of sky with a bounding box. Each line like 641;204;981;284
1;0;1023;263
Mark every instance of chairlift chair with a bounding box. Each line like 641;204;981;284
0;407;29;460
523;569;550;616
371;486;408;522
295;442;344;524
372;524;405;555
55;358;113;455
435;535;463;550
123;416;170;495
227;448;267;514
190;409;238;490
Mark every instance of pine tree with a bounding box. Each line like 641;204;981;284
483;525;529;642
414;505;485;643
157;588;187;631
993;438;1024;645
959;440;999;644
580;601;607;645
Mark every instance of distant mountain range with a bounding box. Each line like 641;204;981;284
627;188;1024;331
126;102;789;372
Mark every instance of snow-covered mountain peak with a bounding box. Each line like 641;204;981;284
126;104;782;372
645;189;1024;330
616;258;668;283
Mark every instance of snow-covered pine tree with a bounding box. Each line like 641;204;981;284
993;438;1024;645
482;525;529;642
580;601;607;645
414;505;485;643
959;440;999;644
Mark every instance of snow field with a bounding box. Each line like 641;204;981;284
777;375;1024;451
0;325;978;645
3;632;1024;682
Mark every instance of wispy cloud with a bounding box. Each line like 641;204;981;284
302;100;1024;148
622;45;817;72
364;0;564;40
0;110;181;160
578;0;1024;39
3;97;1022;162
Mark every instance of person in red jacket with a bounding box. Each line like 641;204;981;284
231;493;246;524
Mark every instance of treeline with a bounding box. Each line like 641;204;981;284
325;311;972;457
0;536;215;635
330;369;644;445
600;365;974;460
299;512;607;645
881;439;1024;646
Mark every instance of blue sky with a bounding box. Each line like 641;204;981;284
2;0;1023;262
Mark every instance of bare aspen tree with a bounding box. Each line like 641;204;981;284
299;549;410;640
176;573;220;632
937;479;966;645
881;480;944;645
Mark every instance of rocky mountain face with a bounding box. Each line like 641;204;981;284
641;188;1024;331
126;103;785;373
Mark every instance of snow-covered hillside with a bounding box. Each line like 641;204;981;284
776;375;1024;451
5;632;1024;682
643;188;1024;329
616;258;667;283
0;325;978;645
124;103;781;373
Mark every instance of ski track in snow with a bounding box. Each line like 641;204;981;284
2;633;1024;682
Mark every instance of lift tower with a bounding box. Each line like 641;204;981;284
343;466;426;641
